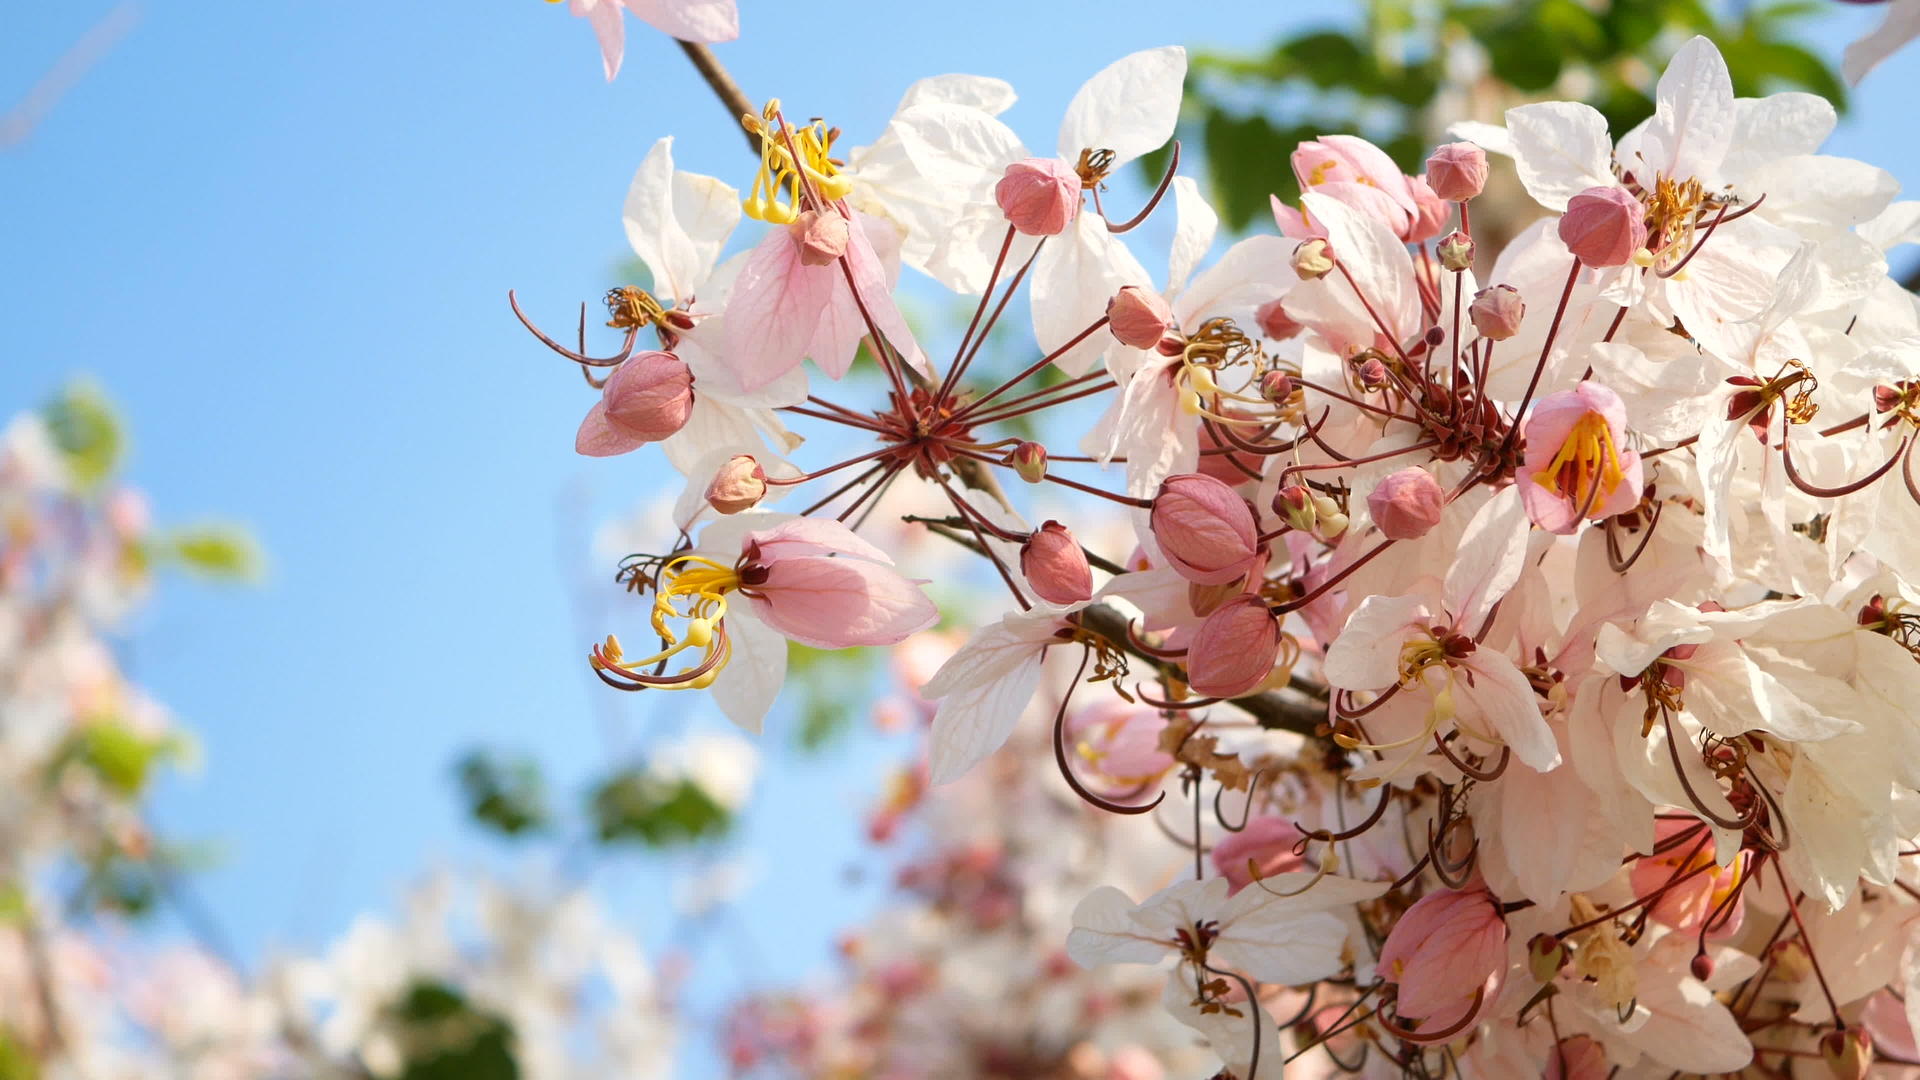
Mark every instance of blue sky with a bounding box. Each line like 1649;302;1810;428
2;0;1915;1072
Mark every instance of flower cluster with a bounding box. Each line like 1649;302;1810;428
523;27;1920;1078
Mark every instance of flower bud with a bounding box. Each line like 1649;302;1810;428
706;454;768;514
1527;933;1568;983
1292;238;1334;279
1820;1027;1871;1080
1007;441;1048;483
1259;371;1295;404
1404;174;1448;243
1357;356;1388;391
1689;950;1714;982
1559;185;1647;268
1425;142;1488;202
1376;888;1506;1027
1544;1036;1607;1080
995;157;1080;236
1254;297;1301;342
1273;484;1316;532
1150;475;1261;586
575;351;695;456
1187;594;1282;699
1106;285;1174;350
1469;284;1525;341
1437;230;1474;272
1367;466;1445;541
1211;816;1306;894
1020;521;1093;606
789;209;851;266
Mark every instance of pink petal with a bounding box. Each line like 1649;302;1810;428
747;556;937;648
744;515;894;565
723;228;833;393
575;399;649;457
571;0;626;81
621;0;738;43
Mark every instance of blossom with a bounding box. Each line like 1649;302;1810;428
551;0;739;82
1518;381;1645;534
592;514;937;732
1375;888;1505;1029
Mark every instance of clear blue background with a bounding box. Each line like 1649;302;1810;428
3;1;1915;1072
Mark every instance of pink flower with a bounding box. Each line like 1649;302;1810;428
1021;521;1093;606
1628;818;1749;938
1367;466;1445;541
1274;135;1421;240
1211;816;1306;894
1558;185;1647;267
737;518;940;648
1067;700;1173;787
995;157;1081;236
706;454;767;515
1519;381;1644;534
1149;474;1261;586
557;0;739;82
723;209;923;392
1376;887;1506;1029
575;351;694;456
1186;594;1282;698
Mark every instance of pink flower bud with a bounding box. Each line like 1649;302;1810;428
1367;466;1445;540
1404;174;1447;243
789;209;851;266
575;351;695;456
1376;888;1506;1026
1107;285;1174;350
1470;284;1525;340
1021;521;1093;606
1425;143;1488;202
1559;185;1647;268
1211;816;1305;894
1292;238;1334;279
1186;594;1282;699
1544;1036;1607;1080
1007;441;1048;483
1259;371;1296;403
1273;483;1315;532
1437;230;1474;272
706;454;768;514
1149;474;1260;586
995;157;1080;236
1254;298;1301;342
1357;356;1388;391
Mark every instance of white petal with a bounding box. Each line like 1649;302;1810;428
1323;594;1428;690
1066;886;1168;968
1442;485;1528;629
893;73;1016;116
1640;36;1736;183
1504;102;1615;212
1210;909;1352;986
1722;93;1835;179
1166;177;1217;299
1174;234;1297;331
708;610;785;734
1461;650;1560;773
1056;46;1187;167
1300;191;1417;342
621;136;739;303
1030;213;1153;377
923;614;1060;783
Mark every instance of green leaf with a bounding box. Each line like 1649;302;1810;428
0;1027;38;1080
1201;107;1287;233
588;768;732;848
74;719;175;798
389;980;520;1080
161;523;264;583
41;381;123;492
455;750;551;838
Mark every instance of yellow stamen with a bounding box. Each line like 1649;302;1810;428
1532;410;1626;513
600;555;742;689
741;100;850;224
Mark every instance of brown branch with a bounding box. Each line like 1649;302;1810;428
675;41;760;154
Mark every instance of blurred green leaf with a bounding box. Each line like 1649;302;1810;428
0;1028;37;1080
42;381;122;491
588;768;731;848
455;750;551;838
160;523;264;583
389;980;520;1080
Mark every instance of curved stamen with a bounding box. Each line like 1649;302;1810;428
1433;735;1510;782
1105;141;1182;234
1054;648;1167;816
1781;431;1912;498
508;289;641;367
